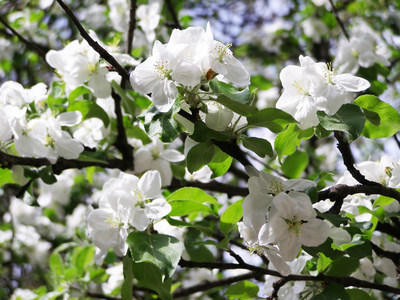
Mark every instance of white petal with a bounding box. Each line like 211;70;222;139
334;74;370;92
160;149;185;162
57;111;82;126
145;198;171;219
138;170;162;199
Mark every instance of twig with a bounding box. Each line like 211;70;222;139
164;0;181;29
0;14;50;64
111;90;134;170
178;259;400;295
328;0;349;40
169;177;249;197
270;277;290;300
370;241;400;265
173;272;255;298
126;0;138;55
55;0;130;81
334;131;381;186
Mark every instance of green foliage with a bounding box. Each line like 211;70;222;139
274;124;314;161
281;150;309;178
208;146;233;178
167;187;220;217
354;95;400;138
311;283;350;300
219;199;243;236
126;232;183;279
246;108;297;133
225;281;259;299
241;136;273;158
214;95;258;117
67;100;110;128
317;104;366;141
186;140;215;173
209;79;251;104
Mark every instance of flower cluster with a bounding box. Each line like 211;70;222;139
238;170;330;275
86;170;171;264
0;81;84;163
276;55;370;129
130;23;250;112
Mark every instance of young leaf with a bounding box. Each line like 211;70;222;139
214;95;258;117
126;232;183;279
67;100;110;128
186;140;215;173
311;283;350;300
317;104;365;141
121;255;133;300
225;281;259;300
246;108;297;133
209;79;251;103
219;199;243;236
132;262;172;300
167;187;220;217
241;136;273;158
324;257;360;277
68;86;93;102
0;168;14;187
274;124;313;161
208;146;233;178
281;150;309;178
190;121;231;143
144;104;181;143
354;95;400;138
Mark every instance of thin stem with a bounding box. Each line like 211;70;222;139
164;0;181;29
328;0;350;40
56;0;130;81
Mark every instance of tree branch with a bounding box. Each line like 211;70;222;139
111;90;134;170
0;14;50;65
334;131;381;186
164;0;181;29
328;0;349;40
126;0;138;55
55;0;130;81
178;259;400;295
173;273;254;298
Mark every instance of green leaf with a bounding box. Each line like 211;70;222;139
274;124;313;161
281;150;309;178
74;246;95;272
303;238;344;260
354;95;400;138
220;199;243;236
345;241;372;260
317;104;365;141
317;252;332;273
311;283;350;300
0;168;14;187
127;232;183;279
132;262;172;300
67;100;110;128
186;140;215;173
47;81;66;110
373;195;394;208
317;212;349;227
246;108;297;133
124;121;152;145
346;289;372;300
121;255;133;300
214;95;258;117
225;281;259;300
38;166;57;184
50;252;64;278
324;257;360;277
190;121;232;143
208;146;233;178
167;187;219;217
209;79;251;103
241;136;273;158
68;86;93;102
144;104;181;143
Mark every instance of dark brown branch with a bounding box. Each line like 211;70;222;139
328;0;349;40
164;0;181;29
111;90;134;170
178;259;400;295
318;184;400;203
169;177;249;197
370;241;400;265
270;277;290;299
126;0;138;55
376;222;400;240
0;15;50;64
173;273;254;298
0;151;131;175
334;131;381;186
56;0;130;81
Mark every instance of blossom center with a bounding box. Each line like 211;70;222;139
284;216;304;237
153;60;172;79
132;188;147;208
105;214;124;228
268;179;284;194
215;42;232;62
292;80;309;95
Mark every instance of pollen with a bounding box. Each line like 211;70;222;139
215;42;233;62
105;215;123;228
285;216;303;237
268;179;284;194
153;60;172;78
292;80;309;95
